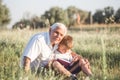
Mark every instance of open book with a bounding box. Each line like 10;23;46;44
57;59;71;68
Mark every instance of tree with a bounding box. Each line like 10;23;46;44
104;6;114;19
42;7;68;26
85;12;93;24
66;6;78;27
66;6;89;27
78;9;89;24
115;8;120;23
93;9;105;24
93;6;114;24
0;0;10;27
103;6;115;24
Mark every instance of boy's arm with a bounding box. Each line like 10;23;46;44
71;51;82;62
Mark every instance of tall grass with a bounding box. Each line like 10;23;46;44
69;29;120;80
101;37;107;80
0;27;120;80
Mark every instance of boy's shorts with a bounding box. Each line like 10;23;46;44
57;59;81;74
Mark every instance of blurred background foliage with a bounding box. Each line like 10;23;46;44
0;0;120;30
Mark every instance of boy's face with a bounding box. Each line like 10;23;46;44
58;44;69;54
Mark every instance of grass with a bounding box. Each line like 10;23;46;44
0;26;120;80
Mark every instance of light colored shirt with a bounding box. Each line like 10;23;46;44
20;32;57;68
52;50;73;63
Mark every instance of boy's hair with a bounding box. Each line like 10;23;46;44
59;35;73;49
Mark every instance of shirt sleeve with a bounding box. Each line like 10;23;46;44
23;35;42;62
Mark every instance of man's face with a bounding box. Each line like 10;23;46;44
50;27;65;46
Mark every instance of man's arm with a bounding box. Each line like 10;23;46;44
23;56;31;73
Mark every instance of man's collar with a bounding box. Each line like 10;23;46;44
46;32;51;46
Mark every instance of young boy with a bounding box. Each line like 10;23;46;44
50;35;92;80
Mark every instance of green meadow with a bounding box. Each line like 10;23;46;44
0;26;120;80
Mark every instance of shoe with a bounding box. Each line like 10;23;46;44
70;74;78;80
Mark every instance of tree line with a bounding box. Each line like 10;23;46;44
0;1;120;29
0;0;10;28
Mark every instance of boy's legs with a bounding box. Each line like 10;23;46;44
68;60;81;75
68;58;92;77
52;60;72;77
79;58;92;76
52;60;78;80
52;60;81;75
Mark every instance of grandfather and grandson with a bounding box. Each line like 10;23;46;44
20;22;92;80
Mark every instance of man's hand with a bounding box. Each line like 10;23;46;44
23;56;31;73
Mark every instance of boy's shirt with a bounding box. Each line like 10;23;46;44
54;50;73;62
48;50;73;67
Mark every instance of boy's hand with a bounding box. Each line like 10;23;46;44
72;56;78;62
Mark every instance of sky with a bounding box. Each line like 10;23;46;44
3;0;120;28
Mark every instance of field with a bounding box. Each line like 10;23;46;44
0;25;120;80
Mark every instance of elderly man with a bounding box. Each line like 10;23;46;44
20;22;82;80
20;23;67;73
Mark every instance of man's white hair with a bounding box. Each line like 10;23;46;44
50;23;67;36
